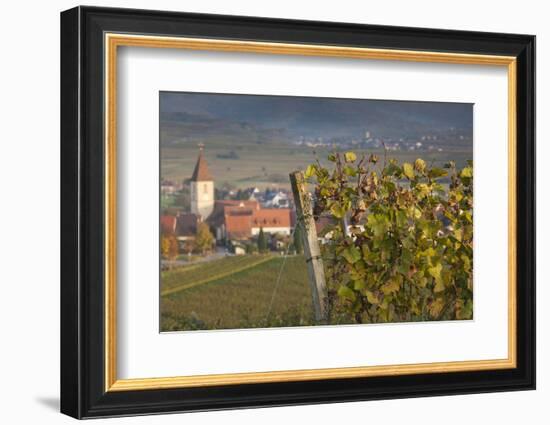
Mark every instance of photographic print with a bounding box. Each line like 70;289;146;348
159;92;473;332
61;9;535;416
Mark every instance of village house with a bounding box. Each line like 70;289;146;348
160;179;180;195
160;215;177;234
160;211;202;252
161;146;293;247
208;200;292;241
263;190;290;208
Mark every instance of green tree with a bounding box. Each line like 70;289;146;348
245;242;258;254
305;151;473;324
257;227;268;253
195;222;214;255
236;189;249;200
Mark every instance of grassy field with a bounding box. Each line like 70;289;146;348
161;255;275;295
161;142;472;191
160;255;314;331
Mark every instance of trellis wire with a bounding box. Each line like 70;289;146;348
264;224;299;323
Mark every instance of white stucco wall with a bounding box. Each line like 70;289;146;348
190;180;214;218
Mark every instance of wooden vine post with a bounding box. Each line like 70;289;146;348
289;171;328;322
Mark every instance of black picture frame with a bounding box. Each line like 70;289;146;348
61;5;535;419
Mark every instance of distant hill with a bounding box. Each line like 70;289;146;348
160;91;473;148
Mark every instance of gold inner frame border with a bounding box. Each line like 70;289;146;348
104;33;517;392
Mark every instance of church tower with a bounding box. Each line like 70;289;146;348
190;144;214;219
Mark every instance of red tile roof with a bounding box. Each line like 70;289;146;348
224;213;253;240
223;208;292;239
251;209;291;228
216;199;260;210
315;215;335;235
160;215;177;235
208;200;260;227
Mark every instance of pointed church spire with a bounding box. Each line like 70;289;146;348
190;144;213;181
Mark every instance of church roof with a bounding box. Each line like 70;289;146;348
190;148;213;182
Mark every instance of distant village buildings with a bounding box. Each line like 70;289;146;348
294;127;470;154
161;145;293;252
160;179;181;195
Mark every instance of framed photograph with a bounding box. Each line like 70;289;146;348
60;6;536;419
